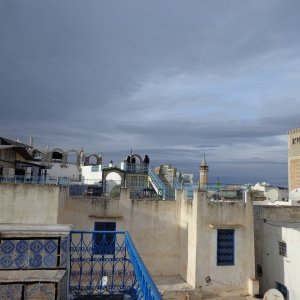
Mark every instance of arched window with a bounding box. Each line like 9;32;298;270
51;148;64;162
67;150;79;164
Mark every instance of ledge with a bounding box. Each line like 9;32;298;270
88;215;123;219
0;224;73;236
209;224;244;228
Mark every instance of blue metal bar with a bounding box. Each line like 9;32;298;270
125;232;162;300
69;230;162;299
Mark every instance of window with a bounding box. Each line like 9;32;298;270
93;222;116;255
217;229;234;266
52;151;63;160
91;165;99;172
279;241;287;257
276;282;288;300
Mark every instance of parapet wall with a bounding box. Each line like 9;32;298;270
0;183;67;224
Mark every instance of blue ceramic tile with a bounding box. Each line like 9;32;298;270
43;254;57;267
15;254;28;268
0;255;13;268
44;240;57;254
1;240;15;254
29;254;42;268
30;240;43;254
16;240;29;254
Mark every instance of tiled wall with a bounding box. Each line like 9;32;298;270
0;237;68;269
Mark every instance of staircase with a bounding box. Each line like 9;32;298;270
148;168;166;199
148;168;180;200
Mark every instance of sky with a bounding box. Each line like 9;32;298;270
1;0;300;186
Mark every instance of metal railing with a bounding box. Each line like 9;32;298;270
69;231;162;300
174;177;182;190
0;175;81;186
148;169;165;199
182;183;248;200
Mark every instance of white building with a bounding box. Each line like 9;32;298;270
261;221;300;300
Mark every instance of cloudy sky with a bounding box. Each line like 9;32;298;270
1;0;300;186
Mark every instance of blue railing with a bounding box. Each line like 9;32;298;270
69;230;162;300
174;178;182;190
182;183;248;200
148;169;165;199
0;175;80;186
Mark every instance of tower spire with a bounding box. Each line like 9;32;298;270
199;154;209;189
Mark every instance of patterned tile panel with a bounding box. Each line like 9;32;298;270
0;284;22;300
25;283;56;300
0;239;60;269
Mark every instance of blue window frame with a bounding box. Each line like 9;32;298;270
93;222;116;255
276;282;288;300
217;229;234;266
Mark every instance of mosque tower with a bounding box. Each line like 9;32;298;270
199;155;209;188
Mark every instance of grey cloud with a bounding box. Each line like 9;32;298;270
1;0;299;186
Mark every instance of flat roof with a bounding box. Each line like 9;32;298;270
266;220;300;228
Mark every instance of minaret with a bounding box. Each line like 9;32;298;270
199;154;209;188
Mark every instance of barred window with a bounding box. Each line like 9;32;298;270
278;241;287;257
217;229;234;266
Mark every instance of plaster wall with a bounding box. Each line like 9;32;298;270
262;223;300;300
195;193;255;292
0;183;257;296
0;183;66;224
58;188;181;276
178;190;255;293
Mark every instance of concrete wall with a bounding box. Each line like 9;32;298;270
58;188;181;276
0;183;66;224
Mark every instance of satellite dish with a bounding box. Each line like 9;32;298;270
263;289;284;300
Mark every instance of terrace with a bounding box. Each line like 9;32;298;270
0;225;162;300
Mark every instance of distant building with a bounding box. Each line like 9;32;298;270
288;128;300;191
251;182;289;205
0;137;45;178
